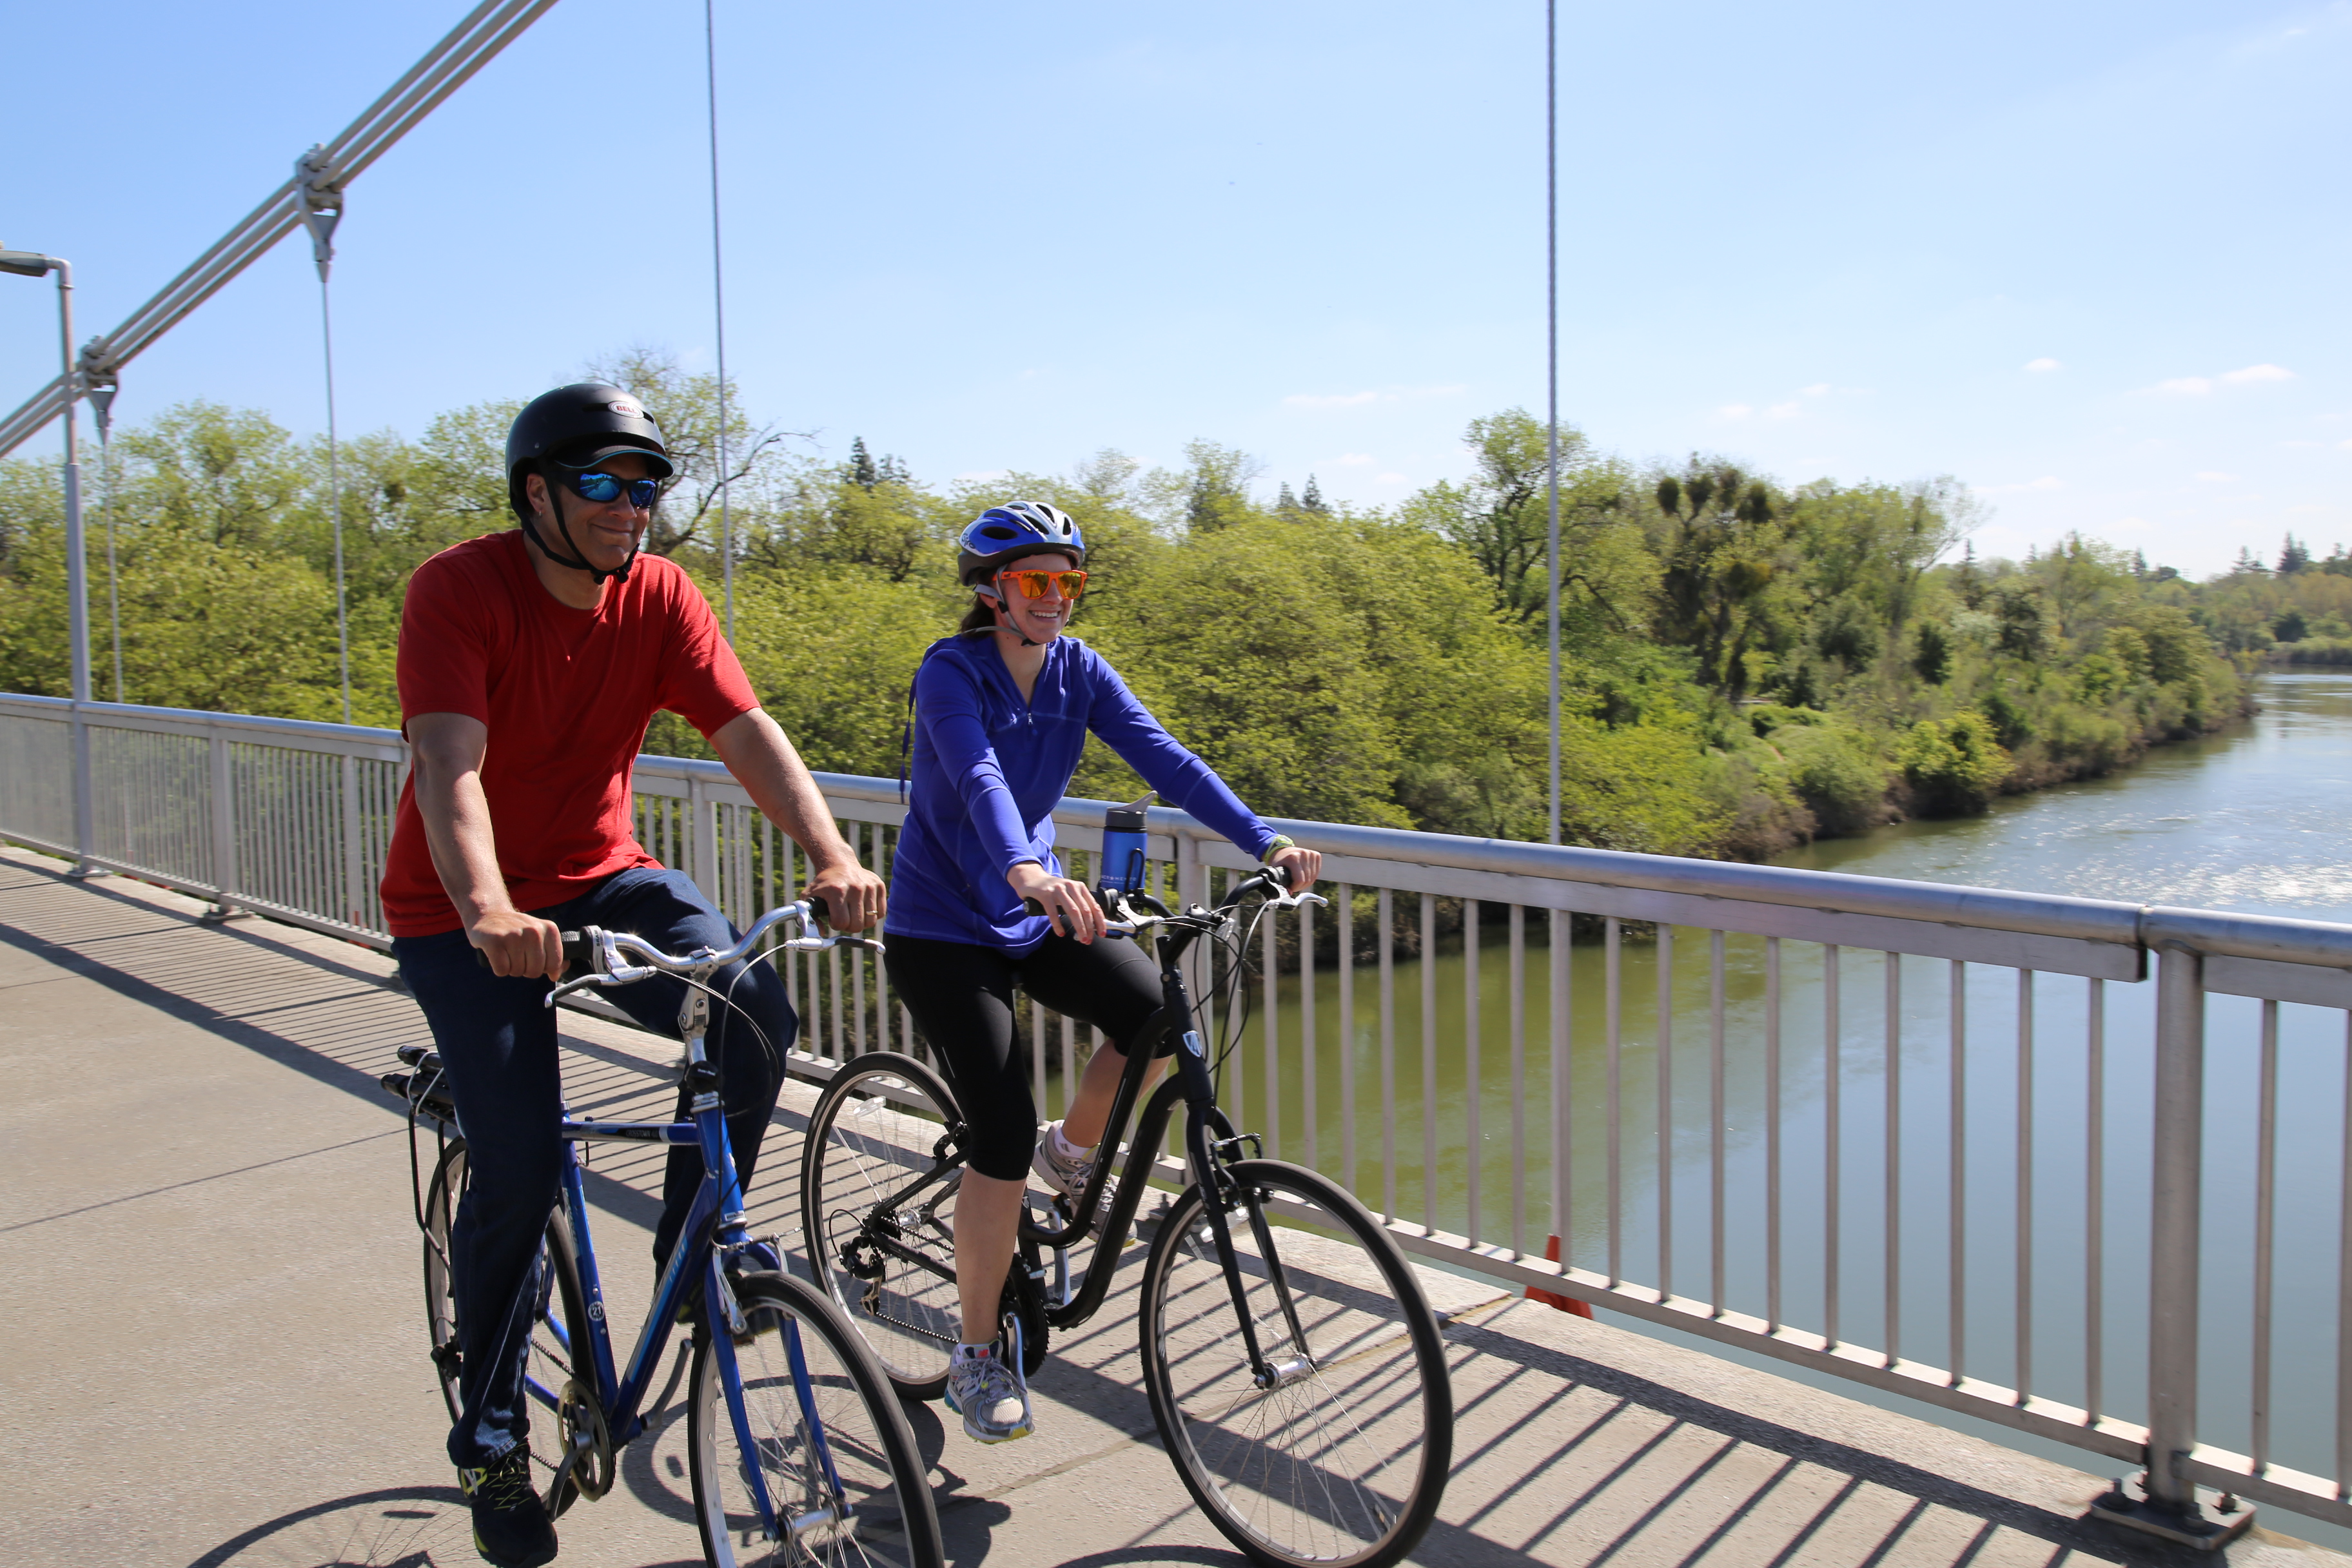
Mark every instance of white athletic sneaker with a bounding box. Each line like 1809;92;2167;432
944;1344;1033;1443
1033;1121;1122;1239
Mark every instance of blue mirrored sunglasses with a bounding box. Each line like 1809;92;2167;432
567;470;662;509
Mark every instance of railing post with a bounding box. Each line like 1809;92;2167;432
2094;938;2249;1547
340;752;364;927
2146;942;2204;1514
689;772;719;905
67;702;97;877
207;729;237;915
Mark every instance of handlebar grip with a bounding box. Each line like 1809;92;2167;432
808;892;839;930
473;930;589;975
1266;861;1294;889
1023;885;1112;920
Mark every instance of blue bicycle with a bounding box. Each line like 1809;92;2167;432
383;902;943;1568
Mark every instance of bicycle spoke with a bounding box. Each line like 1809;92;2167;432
1143;1162;1449;1568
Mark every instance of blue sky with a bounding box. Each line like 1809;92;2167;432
3;0;2344;576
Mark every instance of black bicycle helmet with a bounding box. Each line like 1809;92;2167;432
955;502;1085;586
505;382;675;583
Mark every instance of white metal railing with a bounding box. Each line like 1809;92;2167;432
7;691;2352;1540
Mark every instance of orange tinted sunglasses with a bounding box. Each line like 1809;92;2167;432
995;568;1088;600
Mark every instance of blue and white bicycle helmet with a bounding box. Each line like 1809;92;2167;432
956;502;1085;585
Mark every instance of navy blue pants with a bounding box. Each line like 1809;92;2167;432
393;867;794;1467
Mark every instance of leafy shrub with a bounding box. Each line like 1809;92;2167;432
1896;712;2010;814
1776;723;1892;834
1912;620;1952;684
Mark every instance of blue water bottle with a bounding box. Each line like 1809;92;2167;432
1099;791;1155;897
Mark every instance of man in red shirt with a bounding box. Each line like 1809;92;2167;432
382;383;883;1568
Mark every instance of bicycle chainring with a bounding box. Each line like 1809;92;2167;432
554;1378;614;1509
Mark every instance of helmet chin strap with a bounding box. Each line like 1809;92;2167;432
983;589;1055;649
520;467;637;585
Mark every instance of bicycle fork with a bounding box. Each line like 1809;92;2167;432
1160;963;1294;1389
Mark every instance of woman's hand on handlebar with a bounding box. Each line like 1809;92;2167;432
1270;844;1322;896
1008;860;1105;944
469;907;565;981
807;860;888;932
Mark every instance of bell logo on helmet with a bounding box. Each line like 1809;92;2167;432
607;397;643;418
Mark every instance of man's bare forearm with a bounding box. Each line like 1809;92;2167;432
418;769;514;926
408;712;514;929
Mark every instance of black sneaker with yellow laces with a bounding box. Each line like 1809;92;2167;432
457;1444;556;1567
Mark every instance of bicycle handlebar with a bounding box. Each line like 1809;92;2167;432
1021;861;1326;937
536;899;881;1008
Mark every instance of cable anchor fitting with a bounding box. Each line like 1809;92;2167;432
293;144;344;282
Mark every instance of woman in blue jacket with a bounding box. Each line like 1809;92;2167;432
887;500;1319;1446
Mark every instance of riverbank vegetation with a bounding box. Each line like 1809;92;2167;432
0;354;2256;859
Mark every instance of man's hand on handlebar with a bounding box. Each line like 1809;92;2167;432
1008;860;1106;945
806;859;887;932
469;907;565;982
1269;844;1322;896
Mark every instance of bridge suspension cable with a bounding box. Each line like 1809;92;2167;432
0;0;563;460
297;150;352;723
1545;0;1562;847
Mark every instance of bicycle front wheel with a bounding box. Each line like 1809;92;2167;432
1139;1159;1453;1568
689;1271;944;1568
800;1053;965;1400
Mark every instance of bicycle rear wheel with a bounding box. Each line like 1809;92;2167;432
799;1053;965;1400
420;1140;592;1514
1138;1159;1452;1568
689;1271;945;1568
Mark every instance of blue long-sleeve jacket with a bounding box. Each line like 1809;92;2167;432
885;634;1279;952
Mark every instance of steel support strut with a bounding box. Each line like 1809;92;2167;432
2090;943;2251;1549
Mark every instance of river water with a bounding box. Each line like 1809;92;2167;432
1173;672;2352;1517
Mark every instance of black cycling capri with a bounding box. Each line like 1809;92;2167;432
887;929;1166;1181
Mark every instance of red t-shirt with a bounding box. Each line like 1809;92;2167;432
379;531;758;937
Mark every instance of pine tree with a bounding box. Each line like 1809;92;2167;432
847;437;878;490
2279;533;2311;575
1302;475;1328;514
1277;481;1298;513
877;451;909;486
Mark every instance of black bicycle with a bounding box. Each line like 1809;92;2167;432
799;866;1453;1568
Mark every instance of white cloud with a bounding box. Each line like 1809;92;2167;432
2143;363;2296;397
2110;516;2153;533
1375;473;1409;485
2342;438;2352;451
1718;404;1753;420
1800;383;1832;397
2024;357;2062;373
2194;471;2239;482
1979;475;2065;494
1330;453;1375;467
1764;402;1802;420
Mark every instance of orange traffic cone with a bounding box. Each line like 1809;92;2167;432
1526;1235;1592;1318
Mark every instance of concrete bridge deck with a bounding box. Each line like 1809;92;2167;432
3;843;2344;1568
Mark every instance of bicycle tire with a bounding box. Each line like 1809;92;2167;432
799;1053;966;1400
1137;1159;1453;1568
419;1139;593;1516
688;1270;945;1568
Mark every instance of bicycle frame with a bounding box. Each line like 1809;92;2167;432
540;977;839;1546
846;881;1304;1382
